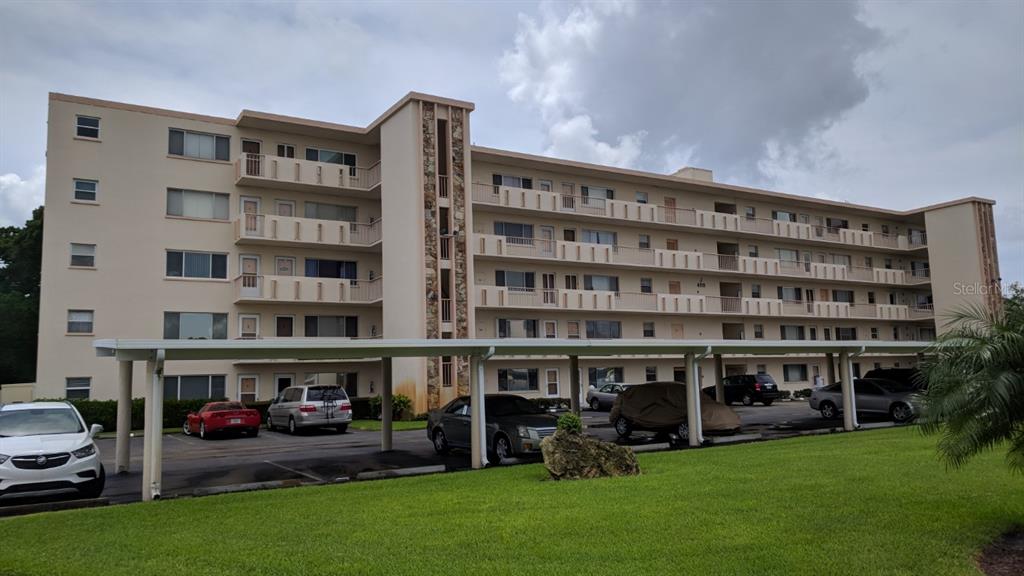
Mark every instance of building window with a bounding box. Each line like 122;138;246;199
492;174;533;189
635;191;648;204
564;275;578;290
581;229;617;245
826;218;849;229
871;327;879;340
777;248;800;263
495;270;535;290
745;206;756;219
861;223;870;231
276;316;294;337
865;256;874;268
163;375;226;400
497;319;538;338
67;310;94;334
783;364;808;382
277;144;295;158
772;210;797;222
305;258;358;279
780;325;805;340
166;251;228;279
824;327;832;341
567;321;580;339
881;224;890;235
809;327;817;340
305;201;357;222
642;322;656;338
493;221;534;239
545;368;559;395
73;179;98;202
666;238;679;251
168;129;230;161
166;189;230;221
893;326;900;341
756;364;767;375
588;367;624;387
66;377;91;400
563;228;576;242
497;368;538;392
583;274;619;292
581;186;614;200
640;278;653;294
538;179;553;192
76;115;100;139
639;234;651;249
832;290;855;303
884;258;893;269
70;243;96;267
751;284;762;299
645;366;658;382
164;312;228;340
586;320;622;339
753;324;764;339
748;245;759;258
835;327;858;341
867;291;876;304
304;315;358;337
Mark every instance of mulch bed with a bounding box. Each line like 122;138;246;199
978;528;1024;576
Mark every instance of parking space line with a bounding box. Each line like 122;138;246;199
166;434;199;447
263;460;324;483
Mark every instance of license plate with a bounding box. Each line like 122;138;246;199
230;418;241;424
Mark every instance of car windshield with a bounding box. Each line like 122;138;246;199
206;402;244;412
486;396;545;416
307;386;347;402
0;408;84;437
755;374;776;384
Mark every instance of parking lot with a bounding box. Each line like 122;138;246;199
1;400;896;508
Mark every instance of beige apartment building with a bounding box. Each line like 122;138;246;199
35;92;1001;411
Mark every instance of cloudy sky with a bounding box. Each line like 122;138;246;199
1;1;1021;284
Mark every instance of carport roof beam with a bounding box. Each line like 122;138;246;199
94;338;933;362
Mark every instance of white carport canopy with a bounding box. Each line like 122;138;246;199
94;338;930;501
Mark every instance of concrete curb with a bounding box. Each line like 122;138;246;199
192;479;303;497
355;465;446;481
0;497;110;517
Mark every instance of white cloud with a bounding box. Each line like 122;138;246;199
0;166;44;227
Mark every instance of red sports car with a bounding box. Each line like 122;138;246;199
183;402;261;439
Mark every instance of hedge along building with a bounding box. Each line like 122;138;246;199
94;337;932;501
38;91;1000;413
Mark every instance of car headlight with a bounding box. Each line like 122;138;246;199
72;444;96;459
0;454;8;465
516;425;531;438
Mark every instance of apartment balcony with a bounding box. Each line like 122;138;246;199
235;154;381;194
235;215;382;250
476;286;933;321
234;275;382;305
474;234;931;286
472;183;927;251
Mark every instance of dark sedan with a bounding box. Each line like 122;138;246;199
427;394;558;464
702;374;780;406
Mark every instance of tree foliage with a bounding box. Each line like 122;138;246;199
0;206;43;384
919;283;1024;473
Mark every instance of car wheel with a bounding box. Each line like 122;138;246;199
335;424;348;434
741;393;754;406
820;401;839;420
590;398;601;411
677;421;689;440
762;400;774;407
266;414;274;431
77;464;106;499
614;417;632;439
199;420;208;440
182;420;191;436
432;428;450;454
890;402;914;424
288;417;297;435
491;434;512;465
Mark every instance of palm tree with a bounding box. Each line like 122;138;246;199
919;286;1024;473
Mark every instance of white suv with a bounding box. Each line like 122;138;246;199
0;402;105;499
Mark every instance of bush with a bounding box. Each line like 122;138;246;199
355;393;413;420
38;398;269;431
791;388;813;399
557;412;582;434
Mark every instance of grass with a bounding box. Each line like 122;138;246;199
1;428;1020;575
348;418;426;431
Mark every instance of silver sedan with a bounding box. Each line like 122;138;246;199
586;383;634;411
808;378;920;423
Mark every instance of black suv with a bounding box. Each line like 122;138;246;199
702;374;780;406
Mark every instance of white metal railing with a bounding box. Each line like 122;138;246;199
237;154;380;190
705;296;743;314
440;298;452;323
439;235;452;260
438;175;450;199
616;291;658;311
234;275;382;303
234;214;381;247
349;219;383;245
909;305;934;319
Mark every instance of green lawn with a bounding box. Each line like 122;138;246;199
1;428;1020;575
349;419;426;431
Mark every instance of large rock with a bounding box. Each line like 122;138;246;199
540;430;640;480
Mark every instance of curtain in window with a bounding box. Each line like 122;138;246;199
184;252;211;278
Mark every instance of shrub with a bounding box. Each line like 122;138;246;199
791;388;813;399
357;393;413;420
392;394;413;420
557;412;582;434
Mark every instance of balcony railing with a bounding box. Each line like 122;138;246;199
472;181;928;250
909;305;934;320
234;275;383;304
236;154;381;191
236;215;382;247
439;235;452;261
438;175;450;199
440;298;452;323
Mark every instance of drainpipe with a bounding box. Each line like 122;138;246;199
692;346;712;443
470;346;495;469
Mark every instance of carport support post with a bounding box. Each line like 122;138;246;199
141;359;154;501
685;352;701;447
381;357;393;452
713;354;725;404
839;350;858;432
115;360;133;474
470;356;489;469
569;355;581;415
142;350;164;502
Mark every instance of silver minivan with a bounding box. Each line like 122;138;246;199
266;385;353;434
